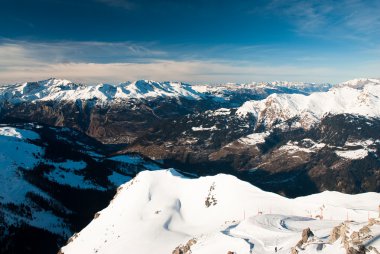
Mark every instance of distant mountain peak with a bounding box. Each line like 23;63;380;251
339;78;380;89
236;78;380;130
0;79;203;103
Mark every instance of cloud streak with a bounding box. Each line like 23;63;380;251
0;39;379;85
94;0;135;9
263;0;380;43
0;60;340;85
0;40;166;64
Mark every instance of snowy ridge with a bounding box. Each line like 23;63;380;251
0;78;204;104
338;78;380;89
192;81;332;92
0;78;334;105
236;78;380;129
61;169;380;254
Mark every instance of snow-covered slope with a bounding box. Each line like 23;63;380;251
236;78;380;129
0;123;164;254
61;169;380;254
0;126;69;234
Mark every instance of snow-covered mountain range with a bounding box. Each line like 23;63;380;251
1;77;380;254
0;78;379;196
1;78;378;108
1;78;378;135
60;169;380;254
0;78;333;104
236;78;380;130
0;79;204;103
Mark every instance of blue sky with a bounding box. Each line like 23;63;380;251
0;0;379;84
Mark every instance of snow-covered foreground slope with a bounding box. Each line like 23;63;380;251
237;78;380;129
61;169;380;254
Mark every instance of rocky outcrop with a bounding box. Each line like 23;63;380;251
329;223;348;244
294;227;315;250
368;218;380;226
205;182;217;207
290;247;298;254
301;227;314;243
329;220;380;254
172;238;197;254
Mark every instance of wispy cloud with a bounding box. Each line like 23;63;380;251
0;39;166;64
268;0;332;32
0;39;336;66
262;0;380;43
95;0;135;10
0;39;378;84
0;60;340;85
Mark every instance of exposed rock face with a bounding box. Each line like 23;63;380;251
368;218;380;226
172;238;197;254
329;223;345;243
205;182;217;207
123;114;380;198
329;220;380;254
291;247;298;254
294;227;315;251
330;223;353;251
301;227;314;243
346;246;366;254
